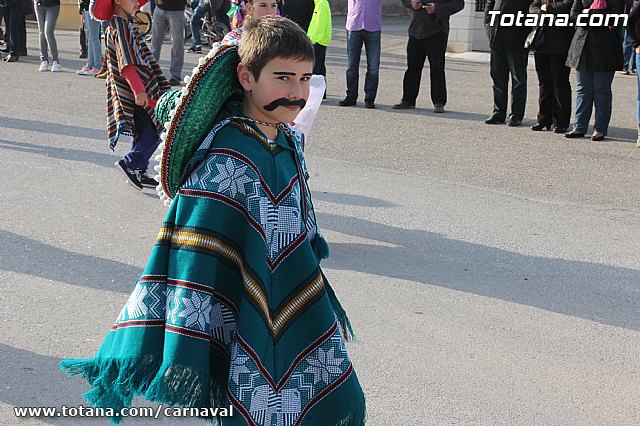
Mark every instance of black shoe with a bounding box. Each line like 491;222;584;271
507;118;522;127
484;115;505;124
393;100;415;109
115;159;143;190
187;45;202;53
79;51;87;59
564;130;585;138
168;78;181;86
339;97;356;107
433;103;445;113
552;127;568;134
591;132;606;141
139;171;159;188
531;122;551;131
364;100;375;109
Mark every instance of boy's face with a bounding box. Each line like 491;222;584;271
114;0;138;16
238;57;314;125
246;0;278;19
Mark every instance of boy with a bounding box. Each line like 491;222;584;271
61;16;366;426
93;0;171;190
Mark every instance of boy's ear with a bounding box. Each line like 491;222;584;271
237;63;253;92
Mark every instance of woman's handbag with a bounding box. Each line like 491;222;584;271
524;26;545;49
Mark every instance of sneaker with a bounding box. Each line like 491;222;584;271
82;67;100;76
51;61;61;72
115;159;143;190
76;65;90;75
168;77;181;86
38;61;48;72
187;45;202;53
138;171;159;188
620;70;631;75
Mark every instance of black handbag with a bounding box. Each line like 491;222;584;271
524;26;545;49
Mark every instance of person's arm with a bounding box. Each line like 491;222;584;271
569;0;583;21
122;65;156;107
530;0;543;14
484;0;496;27
628;2;640;46
545;0;574;14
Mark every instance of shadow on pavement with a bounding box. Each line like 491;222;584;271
0;116;105;141
318;212;640;331
313;191;397;208
0;230;137;294
0;139;116;168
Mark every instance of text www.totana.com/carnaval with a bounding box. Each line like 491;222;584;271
14;404;235;419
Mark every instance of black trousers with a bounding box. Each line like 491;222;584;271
313;43;327;76
401;32;448;106
490;47;529;121
534;52;572;129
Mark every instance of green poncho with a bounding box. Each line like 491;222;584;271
60;116;366;425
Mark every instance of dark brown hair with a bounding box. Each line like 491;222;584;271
238;15;315;80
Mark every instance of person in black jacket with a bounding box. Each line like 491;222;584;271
392;0;465;113
280;0;314;31
1;0;25;61
529;0;575;132
626;1;640;145
484;0;531;126
564;0;624;141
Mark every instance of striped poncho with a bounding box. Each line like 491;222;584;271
61;116;366;425
105;16;170;150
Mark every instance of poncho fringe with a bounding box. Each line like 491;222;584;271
60;356;227;424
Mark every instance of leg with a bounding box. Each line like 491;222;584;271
167;10;185;81
191;0;206;47
401;36;427;105
425;31;448;106
83;10;101;68
45;5;60;63
80;22;87;57
573;68;594;133
35;4;48;62
313;43;327;76
345;30;364;101
151;8;168;63
534;53;554;125
489;47;509;119
506;48;528;121
8;1;24;56
591;71;615;135
549;55;572;130
363;30;381;102
124;106;161;171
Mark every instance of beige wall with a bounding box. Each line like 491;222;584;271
57;0;82;30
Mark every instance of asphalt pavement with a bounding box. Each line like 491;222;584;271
1;15;640;426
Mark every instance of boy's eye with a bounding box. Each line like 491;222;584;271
301;76;311;82
278;76;290;81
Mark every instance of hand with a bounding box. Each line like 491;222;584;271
135;92;150;107
582;8;590;13
411;0;421;9
541;4;547;11
425;3;436;13
636;46;640;54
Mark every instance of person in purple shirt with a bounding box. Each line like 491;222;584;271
338;0;382;109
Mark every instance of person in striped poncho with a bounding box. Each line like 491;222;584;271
92;0;171;190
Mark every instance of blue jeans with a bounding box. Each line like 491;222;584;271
190;0;206;46
623;28;636;71
573;68;615;135
83;10;101;68
636;54;640;124
346;30;381;102
124;106;161;171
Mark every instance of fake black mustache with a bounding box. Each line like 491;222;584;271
263;98;307;111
